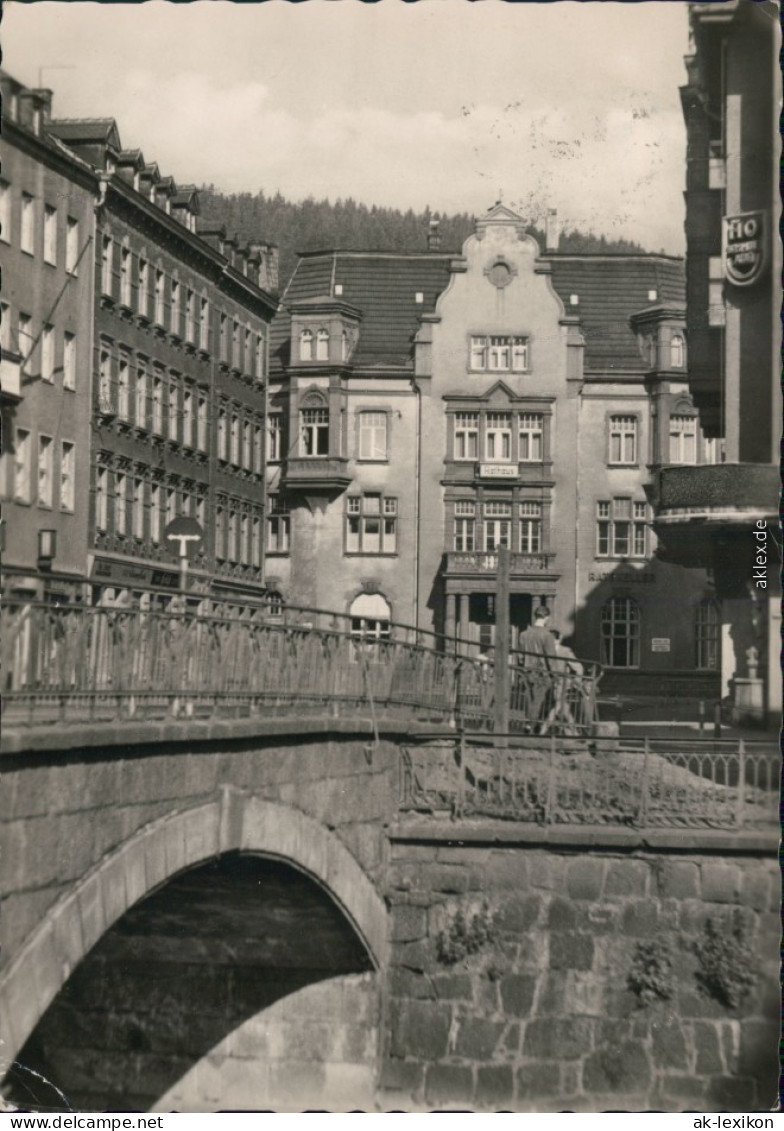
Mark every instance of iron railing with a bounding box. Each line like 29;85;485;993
1;599;601;735
400;735;779;829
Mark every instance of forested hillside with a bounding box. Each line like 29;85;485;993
198;187;648;291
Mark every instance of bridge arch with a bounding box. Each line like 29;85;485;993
0;790;388;1067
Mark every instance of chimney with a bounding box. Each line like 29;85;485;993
32;89;53;127
427;219;441;251
545;208;560;253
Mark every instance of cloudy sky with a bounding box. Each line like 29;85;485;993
4;1;690;252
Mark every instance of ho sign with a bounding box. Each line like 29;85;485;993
164;516;204;560
722;211;767;287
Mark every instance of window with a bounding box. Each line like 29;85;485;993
218;409;228;460
483;501;511;551
18;312;33;368
154;270;165;324
300;406;329;456
485;413;512;462
358;412;388;460
232;320;240;368
453;413;478;461
215;505;226;558
670;334;685;369
43;205;57;264
244;328;252;375
138;259;149;317
253;424;263;473
66;218;79;273
118;355;130;420
0;182;9;243
241;514;250;564
316;329;329;361
132;479;144;540
199;298;209;351
197;395;208;451
669;415;697;465
150;484;162;543
98;348;112;410
41;325;54;383
135;362;147;427
166;487;177;525
196;495;206;529
608;415;638;465
228;511;238;561
0;302;9;353
252;515;262;568
267;413;283;462
346;494;397;554
120;248;132;306
21;193;34;255
601;597;640;668
186;290;196;342
171;280;181;334
14;428;31;502
181;490;191;518
470;335;529;372
60;442;75;511
341;331;349;362
454;500;475;552
168;380;179;442
350;593;391;649
181;388;193;447
63;333;76;391
152;376;164;433
519;502;542;553
101;235;113;294
219;313;228;362
300;329;313;362
95;467;108;531
230;414;240;465
696;599;719;670
596;498;649;559
703;436;722;465
241;420;251;469
114;472;127;535
518;413;543;462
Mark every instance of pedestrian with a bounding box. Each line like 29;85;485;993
517;606;557;729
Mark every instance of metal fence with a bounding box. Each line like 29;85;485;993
1;599;601;735
400;735;780;829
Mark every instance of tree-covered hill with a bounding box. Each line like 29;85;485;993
198;187;648;291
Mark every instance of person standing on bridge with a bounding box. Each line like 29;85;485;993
517;606;557;729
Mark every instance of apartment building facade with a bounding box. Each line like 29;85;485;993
0;74;97;602
267;205;719;695
650;0;780;724
44;119;279;608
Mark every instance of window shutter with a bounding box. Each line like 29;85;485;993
130;252;139;311
111;242;122;304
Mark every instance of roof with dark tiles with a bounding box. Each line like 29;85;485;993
270;246;684;379
547;254;685;372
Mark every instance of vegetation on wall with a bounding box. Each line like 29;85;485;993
436;903;497;966
198;187;648;290
627;939;675;1006
694;916;757;1009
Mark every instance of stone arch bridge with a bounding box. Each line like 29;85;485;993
0;600;778;1112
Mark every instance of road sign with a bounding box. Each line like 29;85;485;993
164;517;204;561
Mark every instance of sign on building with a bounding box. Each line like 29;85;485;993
651;638;671;653
722;211;767;287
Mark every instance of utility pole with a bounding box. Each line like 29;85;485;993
493;545;511;746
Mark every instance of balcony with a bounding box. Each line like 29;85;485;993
445;550;556;577
283;456;352;493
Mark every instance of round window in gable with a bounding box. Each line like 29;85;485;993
485;258;516;289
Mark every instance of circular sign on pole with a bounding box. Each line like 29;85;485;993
164;517;204;561
722;210;767;287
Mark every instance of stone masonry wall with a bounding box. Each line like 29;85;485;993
0;735;399;976
382;837;779;1112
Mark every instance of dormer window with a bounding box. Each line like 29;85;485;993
316;329;329;361
671;334;685;368
300;329;313;362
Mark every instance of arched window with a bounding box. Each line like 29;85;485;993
601;597;640;668
265;590;284;619
300;329;313;362
316;328;329;361
695;599;719;670
350;592;391;649
671;334;685;368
